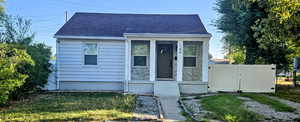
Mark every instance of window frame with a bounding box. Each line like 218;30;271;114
82;42;98;66
132;42;148;67
183;44;197;67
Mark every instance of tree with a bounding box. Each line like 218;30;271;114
215;0;266;64
226;48;245;64
0;15;34;45
250;0;300;86
215;0;299;69
0;14;52;99
11;43;52;99
0;0;4;13
0;44;34;104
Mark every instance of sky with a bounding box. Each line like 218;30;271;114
5;0;225;59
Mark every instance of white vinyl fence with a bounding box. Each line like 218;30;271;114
208;64;276;93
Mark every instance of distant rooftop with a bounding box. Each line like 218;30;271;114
55;12;210;37
210;59;230;64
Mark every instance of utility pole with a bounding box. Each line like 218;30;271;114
65;11;68;23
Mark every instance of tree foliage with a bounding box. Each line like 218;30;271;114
215;0;265;64
0;8;52;100
0;15;34;45
226;48;245;64
251;0;300;70
0;44;34;104
216;0;300;70
10;43;52;99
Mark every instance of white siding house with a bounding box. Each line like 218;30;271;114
54;13;211;96
57;39;125;91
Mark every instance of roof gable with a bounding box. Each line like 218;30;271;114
55;12;209;37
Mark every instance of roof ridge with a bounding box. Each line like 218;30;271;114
75;12;199;16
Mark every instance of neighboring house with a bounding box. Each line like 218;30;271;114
209;59;230;64
54;12;211;95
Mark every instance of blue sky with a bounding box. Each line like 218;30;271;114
6;0;224;58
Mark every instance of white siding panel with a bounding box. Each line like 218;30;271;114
58;39;125;83
128;83;153;94
60;81;123;91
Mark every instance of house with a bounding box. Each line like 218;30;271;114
54;12;211;96
209;59;230;64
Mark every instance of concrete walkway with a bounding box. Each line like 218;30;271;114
159;97;186;121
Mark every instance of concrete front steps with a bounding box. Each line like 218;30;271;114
154;81;180;97
154;81;186;121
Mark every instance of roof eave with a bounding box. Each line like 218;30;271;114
54;35;126;40
123;33;212;38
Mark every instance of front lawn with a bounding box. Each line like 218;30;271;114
241;93;296;112
201;94;262;122
0;92;136;121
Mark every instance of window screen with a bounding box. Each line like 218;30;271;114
83;43;97;65
132;44;148;56
184;45;197;57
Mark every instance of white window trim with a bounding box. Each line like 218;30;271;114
81;41;100;67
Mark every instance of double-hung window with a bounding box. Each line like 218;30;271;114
83;43;98;65
132;43;148;66
183;44;197;67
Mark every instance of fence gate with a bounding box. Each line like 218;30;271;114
208;64;276;93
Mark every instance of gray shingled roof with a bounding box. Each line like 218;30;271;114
55;12;209;37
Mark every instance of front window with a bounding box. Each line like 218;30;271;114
83;43;98;65
183;44;197;67
132;43;148;66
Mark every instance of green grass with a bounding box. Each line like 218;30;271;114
241;93;296;112
201;94;262;122
0;92;136;121
181;111;195;122
271;86;300;103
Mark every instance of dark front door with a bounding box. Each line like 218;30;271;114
157;44;173;78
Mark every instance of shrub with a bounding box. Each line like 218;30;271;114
0;44;34;104
10;43;52;99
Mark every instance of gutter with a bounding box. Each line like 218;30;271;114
54;35;126;40
124;33;212;38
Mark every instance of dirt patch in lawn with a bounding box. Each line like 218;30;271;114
265;95;300;114
271;86;300;103
181;94;262;122
238;96;300;121
181;93;300;122
133;96;160;120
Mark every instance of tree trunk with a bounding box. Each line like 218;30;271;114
293;70;297;87
245;44;258;64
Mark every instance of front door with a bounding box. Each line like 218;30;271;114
157;44;173;79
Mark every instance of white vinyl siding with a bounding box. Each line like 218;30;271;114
57;39;125;82
60;81;123;91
